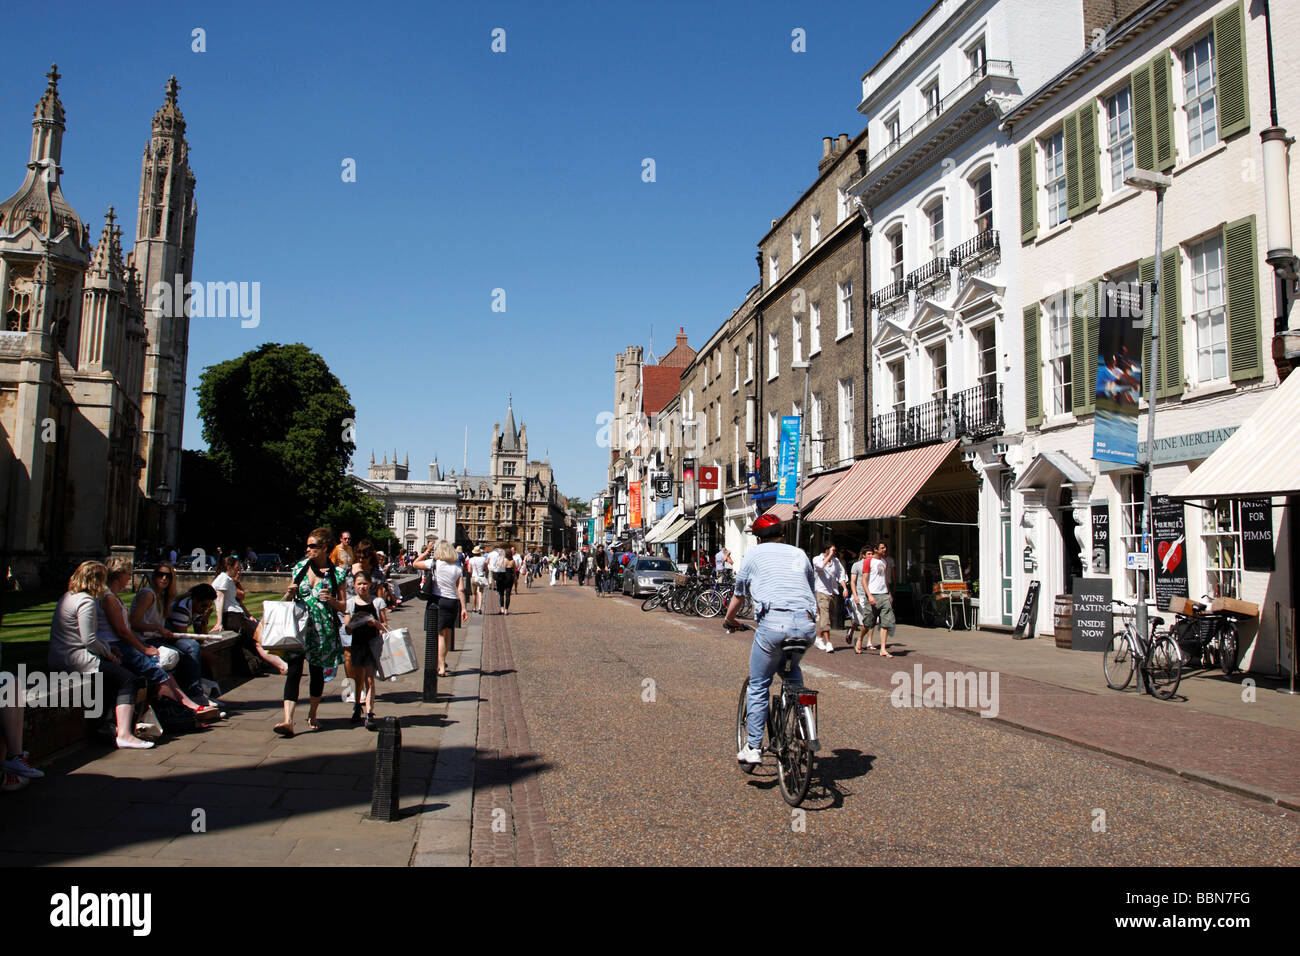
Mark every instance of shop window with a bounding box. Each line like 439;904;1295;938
1201;499;1242;599
1118;477;1154;600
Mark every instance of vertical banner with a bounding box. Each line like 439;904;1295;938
628;481;642;529
1151;494;1188;608
603;501;612;529
682;459;696;517
1241;498;1275;572
1093;280;1143;464
777;415;801;504
1090;501;1110;575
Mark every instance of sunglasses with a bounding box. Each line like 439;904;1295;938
154;572;172;579
306;541;322;549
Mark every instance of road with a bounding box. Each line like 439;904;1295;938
497;581;1299;865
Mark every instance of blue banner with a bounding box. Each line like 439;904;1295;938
777;415;801;504
1093;280;1142;465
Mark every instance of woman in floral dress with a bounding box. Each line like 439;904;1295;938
274;527;346;737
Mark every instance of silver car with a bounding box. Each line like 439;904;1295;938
622;556;677;597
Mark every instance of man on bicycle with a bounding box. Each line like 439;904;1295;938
723;514;817;766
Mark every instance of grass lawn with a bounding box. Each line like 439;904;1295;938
1;591;282;646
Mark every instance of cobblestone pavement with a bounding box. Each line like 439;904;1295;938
505;584;1300;866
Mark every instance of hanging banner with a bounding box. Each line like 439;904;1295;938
699;466;719;490
603;501;612;529
1092;280;1143;465
682;459;697;517
653;475;673;499
777;415;801;504
1241;498;1275;572
629;481;643;529
1152;494;1188;608
1090;501;1110;575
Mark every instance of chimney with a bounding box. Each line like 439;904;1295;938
822;136;833;159
838;133;850;152
676;328;688;348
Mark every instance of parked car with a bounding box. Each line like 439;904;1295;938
253;553;285;572
622;556;677;597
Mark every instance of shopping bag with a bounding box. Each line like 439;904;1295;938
260;600;306;653
156;644;180;672
375;626;417;679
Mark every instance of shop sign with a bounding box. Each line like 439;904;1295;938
1071;576;1113;652
1091;501;1110;574
1012;580;1041;640
1152;495;1189;607
1241;498;1275;572
1098;427;1239;471
699;466;719;490
1126;552;1150;570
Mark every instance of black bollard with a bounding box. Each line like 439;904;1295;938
422;626;438;702
369;716;402;821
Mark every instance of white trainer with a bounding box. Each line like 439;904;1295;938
736;744;762;765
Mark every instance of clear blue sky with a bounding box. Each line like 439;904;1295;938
0;0;928;501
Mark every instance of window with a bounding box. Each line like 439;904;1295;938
1118;477;1153;600
1183;33;1217;157
502;484;515;499
837;378;854;463
427;510;436;528
1106;86;1136;194
1202;499;1242;598
746;335;754;382
406;508;416;529
889;359;905;414
1189;235;1228;384
837;184;849;223
809;301;821;355
792;230;802;264
975;325;997;388
926;200;944;259
837;280;854;337
716;401;722;439
885;112;901;145
768;332;779;379
1047;295;1072;414
386;509;395;527
929;343;947;404
767;411;778;462
967;38;987;75
810;393;823;469
923;81;940;119
810;210;821;245
888;228;904;284
716;349;722;379
792;315;802;363
1044;131;1068;228
972;169;993;233
769;253;779;284
504;461;516;476
687;389;694;420
733;347;740;392
480;488;489;499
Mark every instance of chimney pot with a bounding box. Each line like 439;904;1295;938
822;136;832;158
838;133;850;151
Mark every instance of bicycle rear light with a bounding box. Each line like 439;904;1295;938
798;692;818;707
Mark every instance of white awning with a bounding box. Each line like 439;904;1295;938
1171;372;1300;499
644;506;683;543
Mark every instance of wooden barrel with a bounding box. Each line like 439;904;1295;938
1053;594;1073;648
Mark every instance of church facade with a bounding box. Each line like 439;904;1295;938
0;67;195;586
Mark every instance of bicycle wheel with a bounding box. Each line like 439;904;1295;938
1102;631;1134;690
641;590;663;612
920;596;941;628
1217;621;1239;676
1146;635;1183;700
695;589;723;618
735;677;759;775
776;699;814;807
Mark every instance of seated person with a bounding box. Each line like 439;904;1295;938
211;556;287;675
130;564;217;708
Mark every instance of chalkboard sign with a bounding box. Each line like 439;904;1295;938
939;555;962;583
1012;580;1041;640
1241;498;1274;572
1152;495;1189;608
1071;576;1113;652
1091;502;1110;575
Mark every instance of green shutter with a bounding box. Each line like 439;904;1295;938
1024;303;1042;427
1224;215;1262;381
1152;53;1176;172
1138;256;1155;399
1070;286;1088;415
1214;1;1250;140
1064;112;1081;219
1086;279;1101;411
1077;104;1100;214
1019;142;1038;244
1131;62;1154;172
1158;248;1182;398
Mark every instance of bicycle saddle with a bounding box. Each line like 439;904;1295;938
781;638;814;653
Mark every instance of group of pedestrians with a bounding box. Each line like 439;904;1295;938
808;540;897;657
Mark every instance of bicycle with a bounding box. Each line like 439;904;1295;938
1167;596;1241;676
728;622;821;807
1102;602;1182;700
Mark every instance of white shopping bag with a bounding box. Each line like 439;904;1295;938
260;600;307;653
375;626;417;679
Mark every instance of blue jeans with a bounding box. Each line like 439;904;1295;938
116;643;171;685
149;637;203;699
746;610;815;748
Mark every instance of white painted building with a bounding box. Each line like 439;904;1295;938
354;453;458;554
1001;0;1296;670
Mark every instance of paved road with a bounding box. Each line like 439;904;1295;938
505;583;1300;866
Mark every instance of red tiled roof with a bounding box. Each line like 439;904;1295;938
642;365;684;414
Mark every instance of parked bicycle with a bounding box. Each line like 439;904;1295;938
1167;596;1241;676
1102;601;1182;700
729;621;820;807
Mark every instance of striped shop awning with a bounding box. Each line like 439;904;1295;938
1171;370;1300;499
807;441;959;522
761;467;851;522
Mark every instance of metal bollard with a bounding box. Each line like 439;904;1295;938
422;627;438;702
369;716;402;821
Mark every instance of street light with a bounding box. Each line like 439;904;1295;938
791;360;811;548
1124;166;1172;691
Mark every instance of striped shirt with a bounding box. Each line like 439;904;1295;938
734;543;816;618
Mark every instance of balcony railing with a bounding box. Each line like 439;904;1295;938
951;228;1000;267
870;278;910;311
868;382;1004;453
908;253;952;290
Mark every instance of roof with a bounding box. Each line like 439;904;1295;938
1171;374;1300;499
659;338;696;368
500;403;520;451
809;442;959;522
643;365;685;415
1014;451;1094;491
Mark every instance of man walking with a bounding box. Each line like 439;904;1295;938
811;541;849;654
468;545;489;613
862;541;897;658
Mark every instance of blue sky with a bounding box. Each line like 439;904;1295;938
0;0;928;501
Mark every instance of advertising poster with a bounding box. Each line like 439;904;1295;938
1092;280;1143;464
1091;501;1110;574
1241;498;1275;572
777;415;801;504
1152;494;1189;608
628;481;642;529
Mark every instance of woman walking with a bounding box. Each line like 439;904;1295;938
275;528;346;737
414;541;468;677
495;546;517;614
48;562;152;749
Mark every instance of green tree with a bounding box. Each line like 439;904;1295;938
193;343;385;553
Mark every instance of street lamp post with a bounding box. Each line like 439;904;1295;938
1125;167;1172;692
792;361;811;549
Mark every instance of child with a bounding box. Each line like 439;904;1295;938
344;571;387;730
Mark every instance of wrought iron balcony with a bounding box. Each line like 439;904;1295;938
952;228;1000;267
907;253;952;290
870;278;910;311
868;382;1004;453
725;463;735;489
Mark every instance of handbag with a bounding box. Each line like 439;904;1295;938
260;563;312;653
